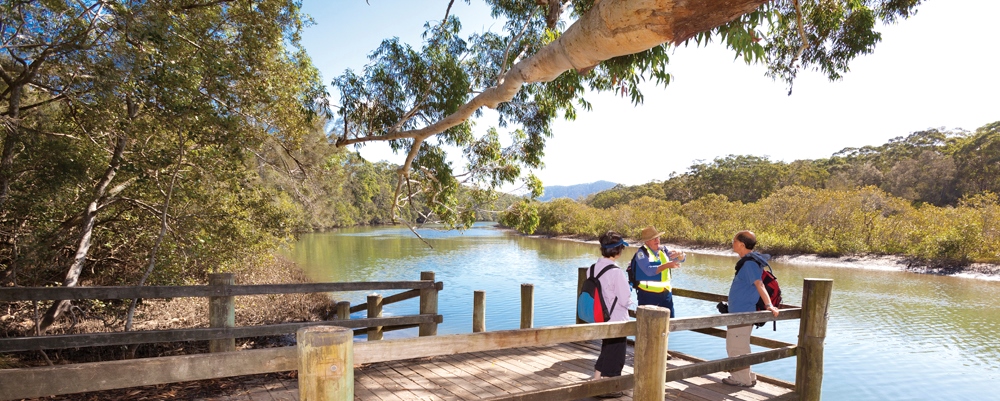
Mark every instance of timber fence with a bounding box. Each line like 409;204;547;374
0;271;441;353
0;271;831;401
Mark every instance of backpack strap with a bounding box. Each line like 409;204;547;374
594;264;618;279
590;263;620;320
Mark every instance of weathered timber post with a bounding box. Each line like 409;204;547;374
473;290;486;333
634;305;671;401
367;294;383;341
419;271;439;336
297;326;353;400
577;267;587;324
208;273;235;353
336;301;351;320
796;278;833;401
520;283;534;329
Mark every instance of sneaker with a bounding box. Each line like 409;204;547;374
722;377;756;387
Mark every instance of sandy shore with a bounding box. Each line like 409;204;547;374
527;234;1000;282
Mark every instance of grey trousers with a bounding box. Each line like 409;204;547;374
725;324;757;385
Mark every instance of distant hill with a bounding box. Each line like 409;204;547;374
539;180;618;201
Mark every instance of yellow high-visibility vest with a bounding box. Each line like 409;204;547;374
637;246;671;293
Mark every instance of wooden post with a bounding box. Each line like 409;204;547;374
634;305;671;401
208;273;235;353
577;267;587;324
367;294;383;341
336;301;350;320
796;278;833;401
520;283;534;329
473;290;486;333
297;326;353;400
419;271;438;337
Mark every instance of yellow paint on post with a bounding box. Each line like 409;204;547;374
297;326;354;401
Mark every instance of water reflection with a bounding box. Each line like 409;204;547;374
287;224;1000;401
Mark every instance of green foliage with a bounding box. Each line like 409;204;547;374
499;199;540;234
551;122;1000;265
0;0;330;287
515;186;1000;265
953;122;1000;196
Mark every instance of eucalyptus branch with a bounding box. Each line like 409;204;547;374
276;139;309;179
497;15;533;86
177;0;238;12
17;93;69;113
126;142;184;332
120;197;171;220
440;0;456;31
399;213;434;248
385;93;429;138
789;0;809;69
20;125;81;140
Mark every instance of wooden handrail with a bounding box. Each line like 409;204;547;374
0;346;299;400
0;314;442;352
0;280;439;301
668;308;801;332
352;320;636;365
665;345;797;382
690;327;795;349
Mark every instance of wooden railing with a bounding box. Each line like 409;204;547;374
0;272;443;352
0;271;441;352
289;277;830;400
0;275;832;401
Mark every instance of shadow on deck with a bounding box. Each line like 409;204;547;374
204;341;797;401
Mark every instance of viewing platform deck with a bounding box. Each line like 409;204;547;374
3;273;828;401
205;341;796;401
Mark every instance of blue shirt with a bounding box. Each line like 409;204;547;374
728;252;769;313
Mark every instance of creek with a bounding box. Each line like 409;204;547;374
288;223;1000;400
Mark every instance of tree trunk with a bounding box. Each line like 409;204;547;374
39;135;128;331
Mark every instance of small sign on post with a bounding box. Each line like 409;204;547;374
297;326;354;400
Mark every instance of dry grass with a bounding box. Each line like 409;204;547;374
0;256;336;368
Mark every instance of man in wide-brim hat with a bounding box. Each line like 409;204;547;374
628;225;686;317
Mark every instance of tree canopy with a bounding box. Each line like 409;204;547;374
332;0;923;228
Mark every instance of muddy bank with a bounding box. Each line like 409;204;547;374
525;233;1000;282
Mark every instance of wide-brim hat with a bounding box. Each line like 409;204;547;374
638;225;665;243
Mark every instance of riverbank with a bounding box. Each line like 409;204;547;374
525;233;1000;282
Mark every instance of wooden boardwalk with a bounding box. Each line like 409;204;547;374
202;341;796;401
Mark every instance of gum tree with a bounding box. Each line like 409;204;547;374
1;1;326;330
333;0;922;232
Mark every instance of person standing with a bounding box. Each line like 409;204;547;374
723;230;780;387
590;231;633;397
629;225;685;317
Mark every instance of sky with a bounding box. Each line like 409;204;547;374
300;0;1000;187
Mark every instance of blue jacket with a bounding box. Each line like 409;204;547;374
728;252;770;313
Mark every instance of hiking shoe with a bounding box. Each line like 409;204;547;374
722;377;756;387
595;391;625;399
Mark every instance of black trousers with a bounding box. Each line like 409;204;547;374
594;337;627;377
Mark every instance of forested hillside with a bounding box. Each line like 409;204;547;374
539;181;618;201
501;122;1000;265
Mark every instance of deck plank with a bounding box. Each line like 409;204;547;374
202;340;795;401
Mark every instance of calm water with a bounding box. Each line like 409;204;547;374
288;224;1000;400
